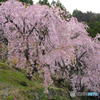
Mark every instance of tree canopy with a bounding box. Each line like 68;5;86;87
0;0;33;5
19;0;33;5
38;0;51;7
0;0;100;99
72;9;100;38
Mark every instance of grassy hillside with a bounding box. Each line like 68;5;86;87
0;59;73;100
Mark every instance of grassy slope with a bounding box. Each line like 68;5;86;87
0;59;44;100
0;59;73;100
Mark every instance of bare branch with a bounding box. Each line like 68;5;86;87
27;22;38;37
9;19;23;35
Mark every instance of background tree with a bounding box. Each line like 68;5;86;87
88;16;96;28
51;0;56;6
51;0;71;21
0;0;7;2
19;0;33;5
97;13;100;22
38;0;51;7
0;0;33;5
84;11;95;23
72;9;100;38
72;9;84;21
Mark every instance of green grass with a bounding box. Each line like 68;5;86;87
0;60;44;100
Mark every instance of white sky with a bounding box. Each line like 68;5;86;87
33;0;100;14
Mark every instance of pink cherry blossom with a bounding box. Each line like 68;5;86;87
0;0;100;96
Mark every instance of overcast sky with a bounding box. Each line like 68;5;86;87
33;0;100;14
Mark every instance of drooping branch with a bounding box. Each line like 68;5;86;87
74;51;87;70
44;26;55;48
27;22;38;37
8;18;23;35
22;17;25;34
3;17;9;24
78;51;87;60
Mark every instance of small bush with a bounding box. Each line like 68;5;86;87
20;81;28;86
0;61;10;70
7;96;14;100
0;59;3;62
21;68;27;74
98;38;100;41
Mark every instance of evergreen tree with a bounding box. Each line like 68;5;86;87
0;0;7;2
0;0;33;5
72;9;100;38
19;0;33;5
38;0;51;7
72;9;84;21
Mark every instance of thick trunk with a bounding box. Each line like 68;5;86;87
24;37;34;80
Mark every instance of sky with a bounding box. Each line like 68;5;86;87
33;0;100;14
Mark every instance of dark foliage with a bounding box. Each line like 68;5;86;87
72;9;100;38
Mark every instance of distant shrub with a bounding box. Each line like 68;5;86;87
7;96;14;100
10;57;18;66
20;81;28;86
20;68;27;74
0;59;3;62
98;38;100;41
0;61;10;70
